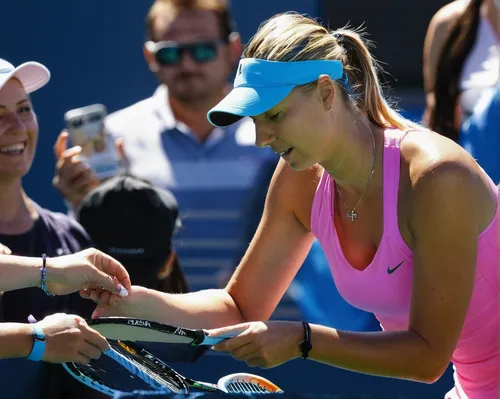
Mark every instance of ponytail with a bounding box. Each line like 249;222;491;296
335;29;422;131
244;12;422;131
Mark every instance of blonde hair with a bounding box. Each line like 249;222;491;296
244;12;422;131
146;0;234;42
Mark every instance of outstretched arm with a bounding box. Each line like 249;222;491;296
0;323;34;359
92;160;317;328
0;254;41;292
0;314;110;364
0;248;131;298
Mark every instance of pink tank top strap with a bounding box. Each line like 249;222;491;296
310;168;331;235
382;129;407;248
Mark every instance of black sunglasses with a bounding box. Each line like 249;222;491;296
145;39;225;66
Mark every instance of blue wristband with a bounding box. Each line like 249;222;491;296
27;325;46;361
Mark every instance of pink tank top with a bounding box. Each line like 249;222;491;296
310;128;499;398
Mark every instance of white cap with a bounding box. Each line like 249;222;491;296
0;58;50;93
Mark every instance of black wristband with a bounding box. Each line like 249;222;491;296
299;321;312;359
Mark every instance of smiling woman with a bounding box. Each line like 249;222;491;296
0;58;117;398
0;60;48;176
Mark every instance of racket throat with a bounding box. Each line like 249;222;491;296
189;379;219;392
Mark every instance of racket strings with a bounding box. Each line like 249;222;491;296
66;363;124;391
225;381;274;394
111;341;189;394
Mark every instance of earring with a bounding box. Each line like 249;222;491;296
327;105;332;110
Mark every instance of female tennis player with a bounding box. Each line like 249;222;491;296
90;12;499;399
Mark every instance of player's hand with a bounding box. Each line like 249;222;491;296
35;313;110;364
46;248;131;297
0;243;11;255
85;285;149;319
53;130;99;208
206;321;303;368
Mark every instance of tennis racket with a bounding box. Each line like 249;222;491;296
87;317;237;346
63;340;283;396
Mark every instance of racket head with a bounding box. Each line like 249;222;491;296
62;346;168;396
217;373;284;394
62;362;122;397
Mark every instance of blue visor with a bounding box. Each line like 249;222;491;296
207;58;345;127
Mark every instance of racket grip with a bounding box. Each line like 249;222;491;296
201;331;239;346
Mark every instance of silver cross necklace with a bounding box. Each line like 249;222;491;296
335;127;376;222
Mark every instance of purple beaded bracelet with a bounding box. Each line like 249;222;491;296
40;254;55;297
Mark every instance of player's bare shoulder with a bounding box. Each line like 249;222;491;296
269;160;323;229
400;129;495;228
400;129;476;186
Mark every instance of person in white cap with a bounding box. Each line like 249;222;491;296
0;58;130;399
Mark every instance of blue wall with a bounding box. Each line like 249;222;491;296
2;0;319;212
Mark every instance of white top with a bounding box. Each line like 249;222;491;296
459;12;500;116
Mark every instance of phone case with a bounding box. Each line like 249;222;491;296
64;104;122;180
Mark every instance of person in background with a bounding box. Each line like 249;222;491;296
422;0;499;140
76;173;189;294
76;173;217;362
460;82;500;183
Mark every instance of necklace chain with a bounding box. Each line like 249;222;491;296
335;127;376;222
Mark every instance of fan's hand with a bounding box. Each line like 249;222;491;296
35;313;110;364
46;248;131;297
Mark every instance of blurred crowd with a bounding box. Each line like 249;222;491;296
0;0;498;398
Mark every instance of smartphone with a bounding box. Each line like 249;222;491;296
64;104;122;180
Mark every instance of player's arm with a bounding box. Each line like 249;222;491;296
225;160;316;322
0;254;41;292
422;2;464;125
0;323;34;359
299;158;485;383
93;160;316;328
